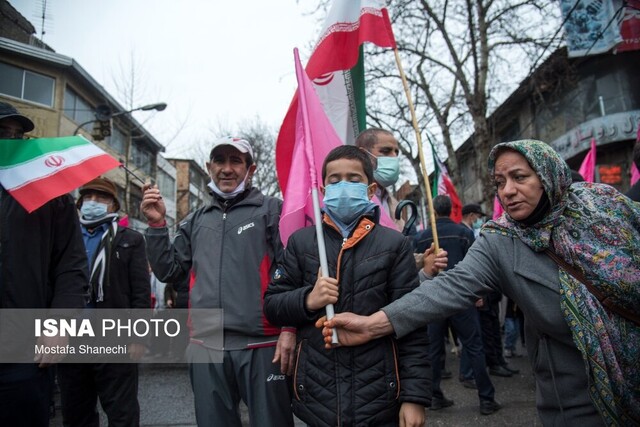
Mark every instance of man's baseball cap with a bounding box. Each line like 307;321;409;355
0;101;35;133
462;203;485;216
209;137;254;160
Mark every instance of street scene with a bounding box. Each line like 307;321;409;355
49;341;537;427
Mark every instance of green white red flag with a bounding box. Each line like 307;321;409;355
0;136;120;212
276;0;397;195
431;145;462;223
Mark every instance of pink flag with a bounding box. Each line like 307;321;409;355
578;138;597;182
492;196;504;220
633;122;640;185
118;214;130;228
278;50;343;246
632;163;640;186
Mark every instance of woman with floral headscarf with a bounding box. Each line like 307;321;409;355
321;140;640;426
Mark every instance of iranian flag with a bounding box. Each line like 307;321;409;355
431;145;462;223
0;136;120;213
276;0;397;195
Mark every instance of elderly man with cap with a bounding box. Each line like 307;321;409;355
141;137;295;427
0;101;89;426
461;203;486;238
57;176;150;427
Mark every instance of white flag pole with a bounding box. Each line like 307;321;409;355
294;48;339;344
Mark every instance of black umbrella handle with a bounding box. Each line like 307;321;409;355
395;200;418;236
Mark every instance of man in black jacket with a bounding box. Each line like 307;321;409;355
414;195;501;415
57;177;150;427
0;101;89;427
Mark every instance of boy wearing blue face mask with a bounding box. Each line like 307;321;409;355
264;145;430;427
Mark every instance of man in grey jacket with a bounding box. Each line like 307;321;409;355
141;137;294;427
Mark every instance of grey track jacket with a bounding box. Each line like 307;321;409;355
145;188;284;350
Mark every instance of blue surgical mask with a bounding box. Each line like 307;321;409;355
81;200;109;220
323;181;373;224
473;218;484;229
373;156;400;187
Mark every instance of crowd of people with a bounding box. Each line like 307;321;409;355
0;100;638;426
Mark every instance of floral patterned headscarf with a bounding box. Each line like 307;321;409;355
485;140;640;426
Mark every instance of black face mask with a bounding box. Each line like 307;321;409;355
520;189;550;226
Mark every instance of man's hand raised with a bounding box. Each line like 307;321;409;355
141;184;167;224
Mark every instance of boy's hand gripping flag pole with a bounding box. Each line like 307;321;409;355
293;48;339;344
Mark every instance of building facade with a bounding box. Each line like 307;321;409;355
167;158;210;223
1;1;173;231
454;47;640;212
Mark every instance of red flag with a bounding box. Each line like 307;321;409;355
278;50;343;246
118;214;130;228
578;138;597;182
276;0;396;195
431;145;462;223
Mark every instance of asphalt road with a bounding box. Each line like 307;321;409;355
50;342;538;426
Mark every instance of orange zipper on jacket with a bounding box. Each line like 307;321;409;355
391;339;401;400
293;340;304;401
322;214;376;426
323;214;376;284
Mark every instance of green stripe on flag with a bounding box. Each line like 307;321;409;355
431;144;440;198
352;46;367;134
0;136;91;168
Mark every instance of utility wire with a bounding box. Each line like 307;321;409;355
512;1;632;141
526;0;582;79
582;3;627;57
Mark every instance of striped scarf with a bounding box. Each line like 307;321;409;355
88;220;118;303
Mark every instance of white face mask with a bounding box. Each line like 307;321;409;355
81;200;109;220
208;171;250;199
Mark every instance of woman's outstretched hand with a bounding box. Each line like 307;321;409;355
315;311;394;349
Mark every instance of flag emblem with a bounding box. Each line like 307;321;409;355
44;155;65;168
314;73;335;86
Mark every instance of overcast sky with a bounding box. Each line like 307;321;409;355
10;0;320;158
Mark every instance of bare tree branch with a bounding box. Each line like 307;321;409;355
364;0;561;209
